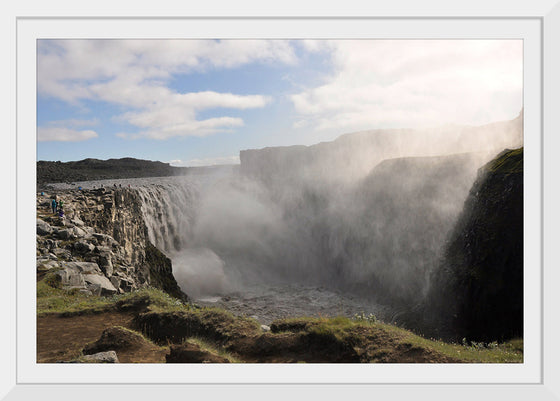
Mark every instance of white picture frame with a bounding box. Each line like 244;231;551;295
5;0;560;399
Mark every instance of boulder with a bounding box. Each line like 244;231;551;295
83;234;98;245
36;219;53;236
98;257;114;277
45;239;57;250
73;241;95;254
79;351;119;363
94;246;114;276
39;260;59;270
92;233;117;246
95;245;112;254
83;273;118;296
115;276;134;292
55;268;86;288
55;228;74;240
110;276;121;291
36;256;50;264
70;218;85;227
73;226;87;238
52;248;72;260
59;261;102;274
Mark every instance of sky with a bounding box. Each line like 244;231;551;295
36;39;523;166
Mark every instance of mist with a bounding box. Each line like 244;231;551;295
138;112;523;310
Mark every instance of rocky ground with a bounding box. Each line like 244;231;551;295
36;292;523;364
36;187;186;299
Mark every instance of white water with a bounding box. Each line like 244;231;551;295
50;174;405;322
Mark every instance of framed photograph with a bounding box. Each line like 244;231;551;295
7;0;560;399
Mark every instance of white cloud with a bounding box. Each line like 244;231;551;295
38;127;98;142
44;118;99;128
168;155;240;167
292;120;309;129
116;116;244;140
290;40;523;131
38;40;293;101
38;40;292;139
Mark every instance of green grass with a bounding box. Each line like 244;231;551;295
485;147;523;174
183;337;242;363
37;279;190;316
271;315;523;363
82;325;169;353
37;280;114;315
376;321;523;363
114;287;188;311
37;277;523;363
42;272;62;289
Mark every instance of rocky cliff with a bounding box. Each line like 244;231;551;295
240;111;523;188
420;148;523;342
36;187;188;301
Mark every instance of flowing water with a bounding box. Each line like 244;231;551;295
48;174;402;323
48;153;483;326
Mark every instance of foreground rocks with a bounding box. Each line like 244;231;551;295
79;351;120;363
83;326;150;356
37;187;188;300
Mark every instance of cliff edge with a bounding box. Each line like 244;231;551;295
421;148;523;342
36;186;188;301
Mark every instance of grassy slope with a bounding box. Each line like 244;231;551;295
37;277;523;363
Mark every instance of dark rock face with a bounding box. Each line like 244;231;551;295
422;148;523;342
145;242;188;302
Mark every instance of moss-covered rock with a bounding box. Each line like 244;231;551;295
423;148;523;342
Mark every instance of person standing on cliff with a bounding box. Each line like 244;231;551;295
51;198;57;214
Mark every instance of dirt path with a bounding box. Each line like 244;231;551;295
37;312;168;363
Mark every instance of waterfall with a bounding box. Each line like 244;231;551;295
136;177;199;253
132;151;485;306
